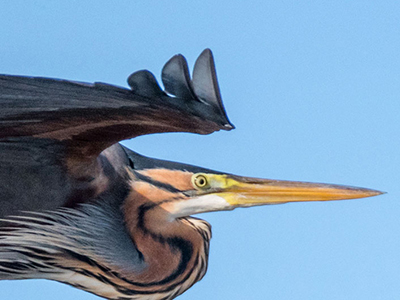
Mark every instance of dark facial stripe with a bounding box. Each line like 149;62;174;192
133;171;185;193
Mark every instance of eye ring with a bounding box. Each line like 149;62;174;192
193;174;209;189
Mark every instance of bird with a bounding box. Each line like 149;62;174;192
0;49;382;300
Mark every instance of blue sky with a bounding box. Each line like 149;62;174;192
1;1;399;299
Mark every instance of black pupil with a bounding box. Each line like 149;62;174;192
198;178;205;186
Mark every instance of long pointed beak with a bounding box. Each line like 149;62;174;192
216;176;384;207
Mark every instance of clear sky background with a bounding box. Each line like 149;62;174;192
0;1;399;299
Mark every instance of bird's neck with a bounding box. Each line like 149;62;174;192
121;187;211;294
0;178;211;299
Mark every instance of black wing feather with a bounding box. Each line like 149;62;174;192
0;49;233;154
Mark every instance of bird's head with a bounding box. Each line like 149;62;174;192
123;147;382;220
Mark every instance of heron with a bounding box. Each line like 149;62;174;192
0;49;382;299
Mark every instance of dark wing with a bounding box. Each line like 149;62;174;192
0;49;233;217
0;49;232;157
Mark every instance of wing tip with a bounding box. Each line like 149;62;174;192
126;49;234;132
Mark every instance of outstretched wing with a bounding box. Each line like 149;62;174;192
0;49;233;217
0;49;232;157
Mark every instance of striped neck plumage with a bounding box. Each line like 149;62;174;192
0;194;211;300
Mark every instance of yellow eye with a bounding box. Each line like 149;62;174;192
193;174;209;189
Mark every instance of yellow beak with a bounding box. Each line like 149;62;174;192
213;176;384;207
